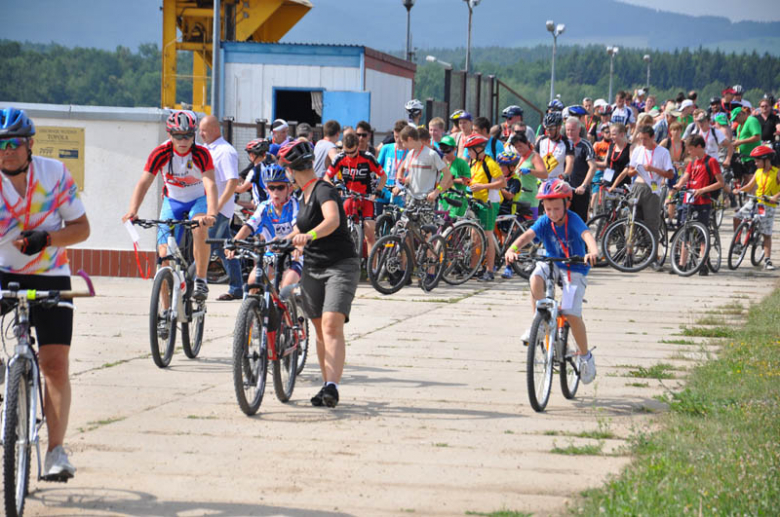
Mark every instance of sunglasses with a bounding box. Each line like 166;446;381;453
0;137;26;150
267;184;288;192
345;148;359;155
356;133;370;138
171;133;195;141
439;146;454;153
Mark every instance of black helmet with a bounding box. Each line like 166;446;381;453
278;140;314;170
543;111;563;128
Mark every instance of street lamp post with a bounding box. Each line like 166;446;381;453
546;20;565;103
606;45;619;102
464;0;481;72
402;0;415;62
643;54;651;89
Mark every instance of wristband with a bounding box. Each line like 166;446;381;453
436;184;443;192
510;244;519;252
307;230;317;241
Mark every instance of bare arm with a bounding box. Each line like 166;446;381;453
504;227;537;263
217;178;239;213
291;199;341;247
529;154;549;180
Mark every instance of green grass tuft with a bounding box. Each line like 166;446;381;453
627;363;676;380
551;442;603;456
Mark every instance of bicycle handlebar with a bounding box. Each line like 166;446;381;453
206;237;296;254
132;218;200;229
0;269;96;301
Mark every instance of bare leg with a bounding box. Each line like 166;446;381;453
191;221;209;279
39;345;70;451
364;220;376;255
319;311;347;383
566;315;589;355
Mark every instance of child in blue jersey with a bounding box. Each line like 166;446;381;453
376;120;409;212
229;164;302;291
505;179;599;384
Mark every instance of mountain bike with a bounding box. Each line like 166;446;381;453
375;203;403;239
586;184;631;268
668;195;712;277
211;238;306;415
434;192;487;284
1;271;95;517
601;192;658;273
728;195;771;270
524;256;584;412
133;218;206;368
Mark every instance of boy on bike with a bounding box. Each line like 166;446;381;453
734;145;780;270
229;164;302;289
504;179;599;384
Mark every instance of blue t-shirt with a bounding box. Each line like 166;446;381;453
247;197;299;242
486;137;505;161
377;144;408;186
246;164;268;205
530;210;590;275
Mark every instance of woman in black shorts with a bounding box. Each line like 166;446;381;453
278;140;360;408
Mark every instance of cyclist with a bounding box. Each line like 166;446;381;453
496;150;523;279
268;119;292;156
314;120;341;179
732;107;762;185
536;99;564;138
466;134;506;281
123;110;218;301
455;111;475;159
535;111;573;180
610;91;636;130
438;135;471;219
504;179;599;384
474;116;504;160
563;117;596;222
376;120;410;212
733;145;780;271
325;132;386;255
394;125;452;206
0;107;91;478
405;98;424;127
660;121;687;224
229;163;302;289
510;132;547;219
235;138;270;209
683;110;733;167
500;105;524;142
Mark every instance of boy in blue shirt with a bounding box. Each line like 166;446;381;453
505;179;599;384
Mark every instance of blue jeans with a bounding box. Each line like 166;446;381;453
209;213;243;297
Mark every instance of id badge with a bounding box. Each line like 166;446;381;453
603;168;615;182
544;153;559;173
651;182;659;193
561;284;577;311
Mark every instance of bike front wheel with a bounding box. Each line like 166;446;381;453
727;220;751;269
670;222;710;276
708;229;722;273
602;218;658;273
149;269;177;368
273;307;299;403
3;360;32;517
368;235;413;295
558;324;580;399
442;221;487;285
750;233;765;267
232;297;268;415
527;312;555;412
419;234;446;292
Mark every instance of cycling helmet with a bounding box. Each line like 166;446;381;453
567;105;588;117
438;135;457;152
261;163;289;184
277;140;314;170
0;107;35;138
547;99;564;112
732;84;745;95
502;105;524;119
496;150;520;167
405;99;424;115
543;111;563;128
709;96;721;105
536;178;573;200
602;104;614;116
450;109;472;122
749;145;775;160
166;110;197;133
245;138;270;155
463;134;488;149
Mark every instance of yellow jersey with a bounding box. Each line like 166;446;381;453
469;156;502;203
755;166;780;207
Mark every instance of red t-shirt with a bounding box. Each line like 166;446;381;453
685;155;721;205
327;150;385;195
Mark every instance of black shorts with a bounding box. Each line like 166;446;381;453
0;273;73;346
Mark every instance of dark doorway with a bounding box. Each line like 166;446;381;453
274;89;322;126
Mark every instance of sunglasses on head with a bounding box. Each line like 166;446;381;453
171;133;195;141
267;184;288;192
356;132;370;138
0;137;27;150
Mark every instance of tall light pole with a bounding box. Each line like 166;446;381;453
464;0;481;72
606;45;619;102
211;0;221;118
546;20;565;103
402;0;415;62
643;54;651;89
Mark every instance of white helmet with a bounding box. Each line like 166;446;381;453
405;99;424;114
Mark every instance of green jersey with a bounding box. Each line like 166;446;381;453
440;157;470;217
736;116;762;162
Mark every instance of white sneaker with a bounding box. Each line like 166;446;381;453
44;445;76;479
521;327;531;346
579;353;597;385
765;260;776;271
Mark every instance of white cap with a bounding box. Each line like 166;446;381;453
272;119;289;131
594;98;608;109
741;99;753;109
680;99;694;110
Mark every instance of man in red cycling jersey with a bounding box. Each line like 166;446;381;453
325;132;386;254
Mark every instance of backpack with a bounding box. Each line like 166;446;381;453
697;156;720;202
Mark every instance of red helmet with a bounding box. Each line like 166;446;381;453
750;145;775;160
464;134;489;149
278;140;314;170
245;138;270;155
166;110;197;133
536;178;573;200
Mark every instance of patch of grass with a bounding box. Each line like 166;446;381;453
572;287;780;515
681;325;735;338
696;314;728;326
659;338;697;345
78;416;126;433
504;430;515;434
627;363;676;380
186;415;218;420
551;441;604;456
466;510;532;517
434;442;449;448
626;382;650;388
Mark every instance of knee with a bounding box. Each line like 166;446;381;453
321;315;345;340
39;355;69;384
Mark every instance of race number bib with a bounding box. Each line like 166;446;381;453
561;284;577;311
603;168;615;182
544;153;559;173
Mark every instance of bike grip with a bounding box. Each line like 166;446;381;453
76;269;96;297
205;238;226;245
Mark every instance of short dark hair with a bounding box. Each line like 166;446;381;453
356;120;372;133
393;119;409;133
417;127;430;142
323;120;341;138
689;135;705;148
296;123;312;138
510;132;529;146
616;90;627;100
399;126;419;141
688;90;698;101
638;125;655;138
343;132;359;149
474;116;491;132
676;92;686;104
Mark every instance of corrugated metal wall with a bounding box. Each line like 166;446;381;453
365;69;413;133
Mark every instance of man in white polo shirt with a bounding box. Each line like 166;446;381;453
199;115;243;300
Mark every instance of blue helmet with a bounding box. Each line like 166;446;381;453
261;163;289;185
0;107;36;138
496;150;520;166
547;99;564;112
567;104;588;117
502;105;524;119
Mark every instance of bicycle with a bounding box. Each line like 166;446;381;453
368;202;446;294
433;192;487;285
133;218;206;368
340;188;373;262
667;192;713;276
1;271;95;517
375;203;403;239
211;238;306;416
601;190;658;273
524;256;584;412
586;184;633;268
728;195;771;270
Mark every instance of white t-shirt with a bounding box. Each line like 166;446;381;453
611;105;636;126
535;136;572;179
144;141;214;203
314;139;337;179
683;125;727;160
403;145;446;199
0;157;86;276
629;144;674;194
205;136;239;218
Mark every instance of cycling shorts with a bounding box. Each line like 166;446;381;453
0;273;72;346
344;197;374;220
157;195;208;246
531;262;587;317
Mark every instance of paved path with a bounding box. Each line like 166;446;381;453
8;243;778;516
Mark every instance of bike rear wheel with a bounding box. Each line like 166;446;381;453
273;307;299;403
442;221;486;285
527;312;555;412
3;360;32;517
375;212;396;238
670;222;710;276
182;263;205;359
750;233;765;267
419;235;446;292
602;218;658;273
708;229;722;273
232;298;268;415
558;323;580;399
149;269;177;368
585;214;610;268
368;235;413;295
728;220;751;270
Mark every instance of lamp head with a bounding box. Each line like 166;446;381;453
426;55;436;63
556;24;565;35
402;0;415;9
546;20;555;32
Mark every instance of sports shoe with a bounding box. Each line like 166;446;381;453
501;265;514;279
579;353;596;385
322;383;339;408
311;385;325;407
44;445;76;479
521;327;531;346
698;267;709;276
192;278;209;301
478;270;494;282
765;259;776;271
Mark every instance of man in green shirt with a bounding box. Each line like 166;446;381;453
732;107;763;182
438;135;471;217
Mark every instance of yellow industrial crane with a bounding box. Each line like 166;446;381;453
162;0;312;112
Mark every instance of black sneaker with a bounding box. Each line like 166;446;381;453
310;386;326;407
698;267;709;276
322;383;339;408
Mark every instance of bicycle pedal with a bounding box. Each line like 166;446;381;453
41;473;72;483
